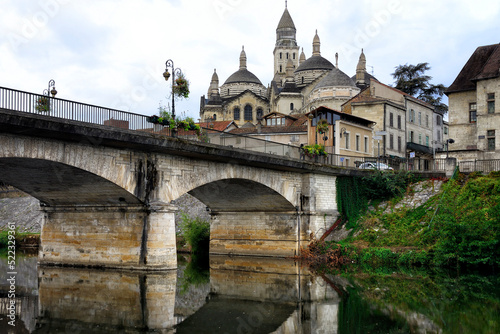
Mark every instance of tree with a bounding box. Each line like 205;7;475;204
392;63;448;114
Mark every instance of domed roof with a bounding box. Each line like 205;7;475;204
224;69;263;85
295;55;335;73
314;67;356;90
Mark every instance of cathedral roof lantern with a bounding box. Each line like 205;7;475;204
312;30;321;56
223;47;264;85
295;31;334;73
299;48;306;64
240;46;247;70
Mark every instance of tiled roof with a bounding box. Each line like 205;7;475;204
277;8;296;30
446;43;500;94
200;120;235;132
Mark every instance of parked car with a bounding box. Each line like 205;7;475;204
358;162;393;170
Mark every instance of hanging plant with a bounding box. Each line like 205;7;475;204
35;96;49;113
173;73;190;99
302;144;327;158
316;119;329;134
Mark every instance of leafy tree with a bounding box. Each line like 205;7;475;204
392;63;448;114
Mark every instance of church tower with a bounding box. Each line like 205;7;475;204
273;2;300;84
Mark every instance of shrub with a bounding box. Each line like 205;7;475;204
179;213;210;254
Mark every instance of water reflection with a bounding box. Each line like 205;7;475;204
1;254;499;333
177;256;341;333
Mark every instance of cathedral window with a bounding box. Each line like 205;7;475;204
234;107;240;120
244;105;253;121
286;53;289;59
301;77;304;84
293;53;296;60
213;114;217;121
280;52;282;59
290;103;294;111
280;65;282;73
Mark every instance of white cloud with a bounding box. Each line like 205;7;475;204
0;0;498;120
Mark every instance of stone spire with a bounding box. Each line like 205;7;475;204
312;30;321;56
356;49;366;85
299;47;306;65
240;46;247;70
209;69;220;98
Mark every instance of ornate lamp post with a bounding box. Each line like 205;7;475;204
42;79;57;113
163;59;183;136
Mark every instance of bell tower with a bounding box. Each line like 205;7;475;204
273;1;300;84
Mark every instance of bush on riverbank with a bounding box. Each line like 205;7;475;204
344;172;500;267
178;213;210;254
312;172;500;268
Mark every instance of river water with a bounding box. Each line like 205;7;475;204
0;253;498;334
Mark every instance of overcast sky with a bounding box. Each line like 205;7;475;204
1;0;499;120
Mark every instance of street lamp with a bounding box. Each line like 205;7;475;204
43;79;57;113
163;59;183;136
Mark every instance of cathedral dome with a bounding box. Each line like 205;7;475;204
224;69;263;85
314;67;356;89
294;55;335;73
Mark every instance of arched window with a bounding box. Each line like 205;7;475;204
213;114;217;120
234;107;240;120
244;105;253;121
280;65;282;73
301;77;304;84
290;103;294;111
280;52;282;59
227;88;230;95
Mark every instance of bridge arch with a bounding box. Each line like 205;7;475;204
187;178;296;212
0;157;142;206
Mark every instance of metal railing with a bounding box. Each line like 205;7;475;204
459;159;500;173
0;86;450;172
0;86;151;130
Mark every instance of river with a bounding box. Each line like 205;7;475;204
0;253;498;333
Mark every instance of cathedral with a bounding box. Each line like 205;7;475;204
199;4;369;126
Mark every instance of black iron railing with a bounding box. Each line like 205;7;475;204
0;86;453;172
0;86;151;130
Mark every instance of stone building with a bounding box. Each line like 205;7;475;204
445;43;500;161
343;78;443;168
199;4;360;127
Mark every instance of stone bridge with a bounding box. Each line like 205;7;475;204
0;109;366;270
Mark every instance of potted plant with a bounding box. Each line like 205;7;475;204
35;96;49;113
301;144;327;159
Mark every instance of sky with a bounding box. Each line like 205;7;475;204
1;0;499;121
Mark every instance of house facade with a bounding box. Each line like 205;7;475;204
445;43;500;161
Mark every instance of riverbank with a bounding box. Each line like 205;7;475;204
306;171;500;269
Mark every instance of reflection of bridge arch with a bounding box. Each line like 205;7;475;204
175;257;342;333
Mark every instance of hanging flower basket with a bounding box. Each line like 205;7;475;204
173;73;190;99
302;144;327;158
35;96;49;113
316;119;329;134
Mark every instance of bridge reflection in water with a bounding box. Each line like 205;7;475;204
34;257;341;333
